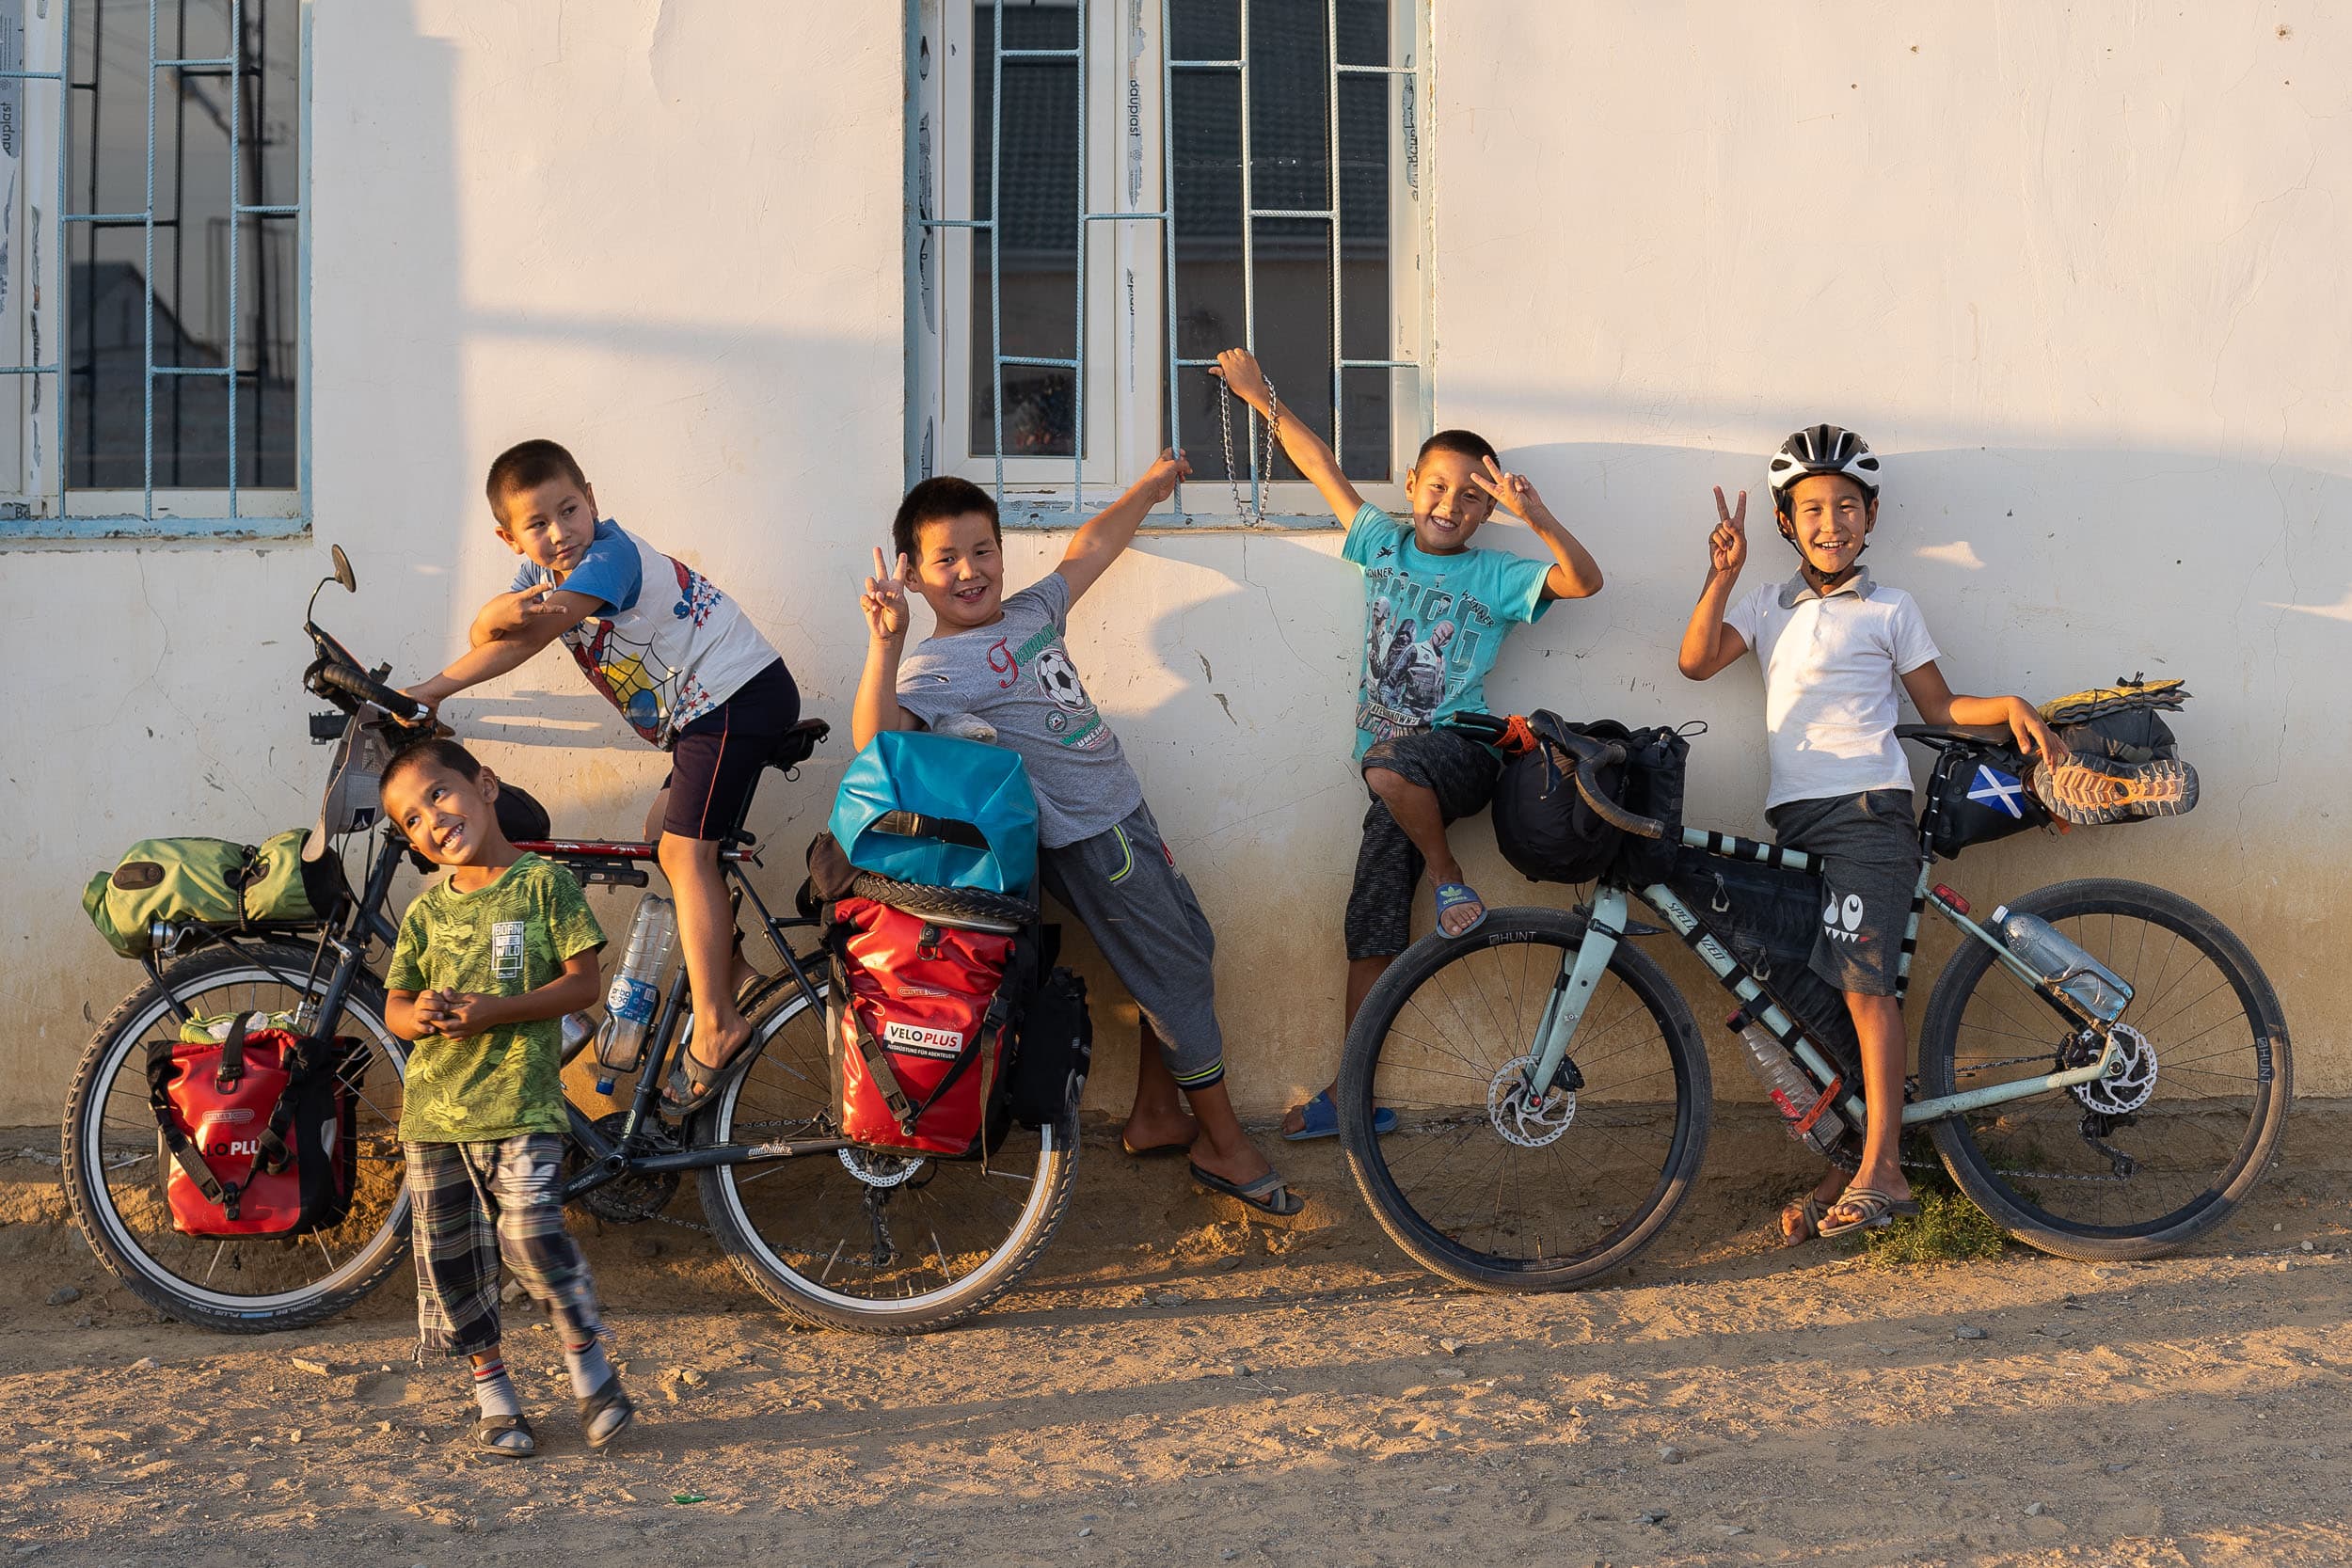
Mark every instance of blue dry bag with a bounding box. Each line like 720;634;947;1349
828;730;1040;898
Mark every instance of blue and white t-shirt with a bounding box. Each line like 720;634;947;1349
1343;502;1556;758
510;519;778;748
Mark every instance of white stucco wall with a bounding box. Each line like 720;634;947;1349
3;2;2344;1129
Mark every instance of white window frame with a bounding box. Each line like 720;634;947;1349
0;0;307;544
908;0;1431;528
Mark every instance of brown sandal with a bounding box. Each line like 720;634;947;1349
1780;1194;1832;1247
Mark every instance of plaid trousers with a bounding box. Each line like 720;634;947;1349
403;1133;603;1357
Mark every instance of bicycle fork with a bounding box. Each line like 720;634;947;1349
1519;885;1629;1101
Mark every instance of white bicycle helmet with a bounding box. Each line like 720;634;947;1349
1766;423;1883;517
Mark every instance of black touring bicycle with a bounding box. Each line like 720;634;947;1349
61;549;1079;1335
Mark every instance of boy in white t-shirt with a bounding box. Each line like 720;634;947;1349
1677;424;2065;1243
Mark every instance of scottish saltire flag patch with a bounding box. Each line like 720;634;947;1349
1968;764;2026;818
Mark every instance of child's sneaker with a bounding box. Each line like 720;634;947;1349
2032;753;2199;826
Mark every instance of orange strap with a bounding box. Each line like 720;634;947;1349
1793;1074;1845;1137
1498;713;1539;757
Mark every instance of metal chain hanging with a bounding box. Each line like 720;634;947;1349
1217;372;1279;525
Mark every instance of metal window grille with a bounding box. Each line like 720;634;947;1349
0;0;303;536
924;0;1422;520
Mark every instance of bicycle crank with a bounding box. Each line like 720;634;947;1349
1488;1053;1577;1148
570;1112;684;1224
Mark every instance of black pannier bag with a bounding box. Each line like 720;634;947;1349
1489;714;1692;887
1921;741;2051;861
1661;848;1862;1082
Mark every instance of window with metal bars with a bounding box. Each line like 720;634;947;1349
910;0;1428;525
0;0;303;539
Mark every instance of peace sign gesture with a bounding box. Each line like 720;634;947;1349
1708;486;1749;578
862;546;913;645
1469;454;1549;524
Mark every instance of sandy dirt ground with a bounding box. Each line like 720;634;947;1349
3;1106;2347;1568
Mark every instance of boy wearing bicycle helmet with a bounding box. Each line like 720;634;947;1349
1677;425;2066;1241
1212;348;1606;1142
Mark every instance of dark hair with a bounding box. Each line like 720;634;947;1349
892;476;1000;565
485;439;590;520
379;737;488;804
1412;428;1499;472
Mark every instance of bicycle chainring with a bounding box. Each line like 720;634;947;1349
572;1112;684;1225
1488;1053;1577;1148
2071;1022;2156;1116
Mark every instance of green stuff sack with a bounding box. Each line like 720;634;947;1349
83;830;343;958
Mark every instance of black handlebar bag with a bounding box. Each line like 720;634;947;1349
145;1015;361;1238
1489;713;1692;887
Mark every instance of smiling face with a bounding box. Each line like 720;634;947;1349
908;511;1008;632
1404;448;1498;554
1778;472;1877;579
381;757;508;870
493;475;600;578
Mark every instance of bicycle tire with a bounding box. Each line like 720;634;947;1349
849;872;1036;927
695;972;1079;1333
1919;878;2291;1260
60;942;413;1334
1338;906;1710;1291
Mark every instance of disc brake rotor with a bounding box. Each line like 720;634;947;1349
838;1148;926;1188
2072;1022;2157;1116
1488;1053;1577;1148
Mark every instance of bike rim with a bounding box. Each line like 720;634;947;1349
708;990;1064;1311
79;966;410;1316
1360;931;1696;1272
1940;902;2273;1236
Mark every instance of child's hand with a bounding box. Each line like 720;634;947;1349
431;992;500;1040
862;546;913;645
1470;455;1549;524
1136;448;1192;505
411;989;456;1033
2008;699;2069;765
1210;348;1272;413
480;587;578;641
1708;487;1749;578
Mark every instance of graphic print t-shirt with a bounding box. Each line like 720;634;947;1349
510;518;780;749
385;854;605;1143
894;572;1144;848
1343;502;1556;758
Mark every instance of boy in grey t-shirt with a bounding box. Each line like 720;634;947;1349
851;452;1302;1220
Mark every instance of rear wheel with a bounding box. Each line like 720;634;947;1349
60;942;411;1333
1920;879;2291;1260
1338;909;1709;1291
696;970;1078;1332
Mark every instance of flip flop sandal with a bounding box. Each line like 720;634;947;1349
1189;1162;1308;1220
1816;1186;1923;1239
577;1372;636;1451
660;974;771;1117
1281;1088;1400;1143
473;1413;537;1459
1120;1134;1198;1158
1433;881;1488;939
1779;1194;1833;1247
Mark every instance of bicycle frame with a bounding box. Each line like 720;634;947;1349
1517;824;2125;1130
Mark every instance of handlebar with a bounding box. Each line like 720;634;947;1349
1446;711;1668;842
310;658;435;729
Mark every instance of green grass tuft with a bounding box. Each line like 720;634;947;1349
1838;1154;2010;1267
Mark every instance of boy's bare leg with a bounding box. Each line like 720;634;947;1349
1827;991;1912;1223
1280;954;1393;1135
1182;1078;1275;1189
644;786;756;995
1120;1021;1199;1151
1365;768;1480;937
659;831;751;1077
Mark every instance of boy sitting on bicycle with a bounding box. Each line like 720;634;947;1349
379;737;635;1457
1677;425;2065;1241
404;439;802;1107
1211;348;1606;1141
851;453;1305;1220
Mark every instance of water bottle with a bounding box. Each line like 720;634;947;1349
592;894;677;1092
1727;1010;1848;1156
1991;907;2132;1022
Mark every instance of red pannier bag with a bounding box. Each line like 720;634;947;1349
830;896;1024;1158
145;1014;360;1237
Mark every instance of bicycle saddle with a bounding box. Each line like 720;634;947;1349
768;718;831;772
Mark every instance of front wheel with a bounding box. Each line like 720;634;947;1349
695;970;1079;1333
1338;907;1710;1291
1919;879;2291;1260
60;942;412;1333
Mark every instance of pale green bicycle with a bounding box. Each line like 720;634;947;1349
1337;716;2292;1291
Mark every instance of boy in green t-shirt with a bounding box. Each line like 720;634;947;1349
380;738;631;1458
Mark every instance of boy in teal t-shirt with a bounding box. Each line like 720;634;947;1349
1214;350;1607;1139
380;737;633;1458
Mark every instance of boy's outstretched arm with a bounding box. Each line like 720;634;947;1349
468;586;591;649
1899;663;2069;762
1213;349;1363;524
1056;449;1191;604
852;546;923;751
1677;487;1752;680
1468;456;1604;600
406;588;596;709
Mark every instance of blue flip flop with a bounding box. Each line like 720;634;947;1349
1282;1088;1399;1142
1434;881;1488;938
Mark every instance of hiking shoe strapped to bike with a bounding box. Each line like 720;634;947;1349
2031;752;2199;827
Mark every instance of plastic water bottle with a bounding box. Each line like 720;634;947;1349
593;894;677;1092
1727;1010;1848;1156
1991;907;2132;1022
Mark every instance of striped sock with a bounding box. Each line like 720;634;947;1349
470;1354;523;1421
563;1337;613;1401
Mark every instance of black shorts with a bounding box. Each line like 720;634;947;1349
1343;728;1502;960
1766;789;1921;998
659;660;801;841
